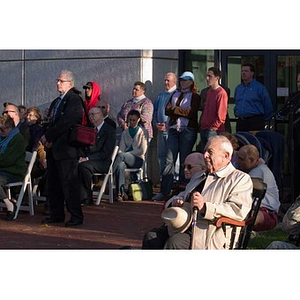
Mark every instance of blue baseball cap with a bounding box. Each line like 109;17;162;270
179;71;194;81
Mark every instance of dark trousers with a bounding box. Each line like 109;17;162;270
236;115;265;132
78;161;108;201
142;224;191;249
47;151;83;222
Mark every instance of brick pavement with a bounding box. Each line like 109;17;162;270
0;200;163;249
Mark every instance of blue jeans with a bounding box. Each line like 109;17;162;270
199;129;218;153
113;152;144;195
167;127;197;183
157;130;174;195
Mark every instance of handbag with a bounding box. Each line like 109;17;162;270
68;97;96;147
128;178;153;201
69;124;96;146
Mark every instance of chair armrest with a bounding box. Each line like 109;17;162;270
215;217;246;228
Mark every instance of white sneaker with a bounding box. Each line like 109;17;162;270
152;193;165;201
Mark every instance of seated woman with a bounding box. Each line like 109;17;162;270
0;115;26;220
113;110;148;202
26;106;44;152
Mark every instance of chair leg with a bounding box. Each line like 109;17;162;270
28;182;34;216
108;174;113;204
13;186;25;220
95;174;109;205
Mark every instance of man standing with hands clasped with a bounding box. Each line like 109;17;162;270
152;72;177;201
41;70;84;227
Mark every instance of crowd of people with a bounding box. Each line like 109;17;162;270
0;64;297;250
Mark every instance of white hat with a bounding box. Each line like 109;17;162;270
179;71;194;81
161;202;192;236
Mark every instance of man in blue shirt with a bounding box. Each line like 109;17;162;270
152;72;177;201
234;63;273;132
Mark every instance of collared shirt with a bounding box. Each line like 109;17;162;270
234;79;273;120
153;86;177;125
96;121;104;133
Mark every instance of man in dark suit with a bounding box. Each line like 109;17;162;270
78;107;116;205
40;70;84;227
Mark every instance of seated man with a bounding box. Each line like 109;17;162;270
143;136;253;249
78;107;116;206
238;144;280;231
142;152;207;249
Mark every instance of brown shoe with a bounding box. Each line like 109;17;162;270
94;179;104;189
116;195;124;202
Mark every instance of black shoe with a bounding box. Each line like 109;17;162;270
42;217;65;224
65;218;83;227
81;198;93;206
5;200;17;221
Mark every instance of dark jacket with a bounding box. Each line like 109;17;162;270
82;122;116;173
165;91;201;129
0;133;26;179
45;88;83;160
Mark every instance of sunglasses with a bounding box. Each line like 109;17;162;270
182;164;198;170
2;110;16;115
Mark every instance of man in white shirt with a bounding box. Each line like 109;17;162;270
238;144;280;231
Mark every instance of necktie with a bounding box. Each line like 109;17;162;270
52;97;63;120
186;172;208;203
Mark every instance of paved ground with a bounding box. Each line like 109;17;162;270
0;199;163;249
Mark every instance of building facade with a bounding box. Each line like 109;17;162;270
1;49;299;195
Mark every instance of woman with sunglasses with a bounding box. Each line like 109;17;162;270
0;114;26;220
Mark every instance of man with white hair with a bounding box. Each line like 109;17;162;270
40;70;84;227
143;135;253;249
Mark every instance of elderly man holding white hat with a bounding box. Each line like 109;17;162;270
142;135;253;249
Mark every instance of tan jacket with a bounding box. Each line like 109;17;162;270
193;163;252;249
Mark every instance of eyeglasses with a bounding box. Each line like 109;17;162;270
88;112;101;116
56;79;71;83
3;110;16;114
98;106;106;109
182;164;198;170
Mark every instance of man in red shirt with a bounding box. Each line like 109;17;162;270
199;67;228;152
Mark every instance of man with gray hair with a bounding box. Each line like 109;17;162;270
152;72;177;201
143;135;253;249
96;99;116;129
41;70;84;227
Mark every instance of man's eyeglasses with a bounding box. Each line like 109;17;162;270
56;79;71;83
182;164;198;170
3;110;16;115
98;106;106;109
88;112;101;116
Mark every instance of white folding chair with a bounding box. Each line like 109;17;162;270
124;167;143;181
92;145;119;205
0;151;37;219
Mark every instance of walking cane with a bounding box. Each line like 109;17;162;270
190;206;198;249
